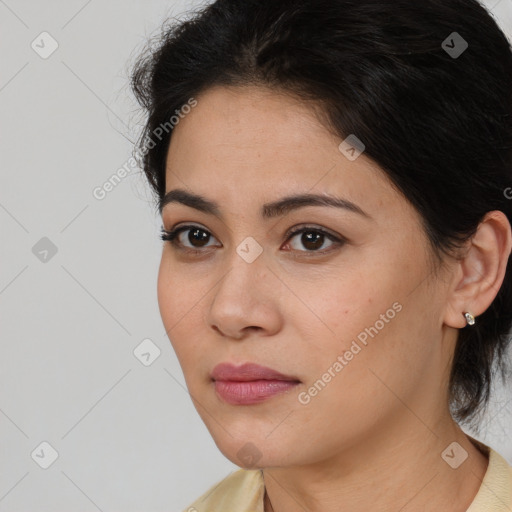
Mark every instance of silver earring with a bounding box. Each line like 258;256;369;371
464;312;475;326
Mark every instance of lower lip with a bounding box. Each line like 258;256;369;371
213;379;300;405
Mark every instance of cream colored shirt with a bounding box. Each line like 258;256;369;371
182;441;512;512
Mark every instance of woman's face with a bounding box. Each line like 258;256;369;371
158;85;457;468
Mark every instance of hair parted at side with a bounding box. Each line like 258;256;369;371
130;0;512;431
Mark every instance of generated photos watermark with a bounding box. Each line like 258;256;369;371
298;301;403;405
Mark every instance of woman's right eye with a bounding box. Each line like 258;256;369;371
160;225;220;252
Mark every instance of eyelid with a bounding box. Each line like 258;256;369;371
160;223;346;253
160;223;221;249
165;222;342;240
284;223;343;242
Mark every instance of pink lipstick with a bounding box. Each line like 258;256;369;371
211;362;300;405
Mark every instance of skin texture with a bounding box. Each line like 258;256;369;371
157;85;511;512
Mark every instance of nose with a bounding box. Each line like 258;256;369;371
205;251;282;341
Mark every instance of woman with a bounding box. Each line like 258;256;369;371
129;0;512;510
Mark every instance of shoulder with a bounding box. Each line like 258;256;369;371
466;444;512;512
181;468;265;512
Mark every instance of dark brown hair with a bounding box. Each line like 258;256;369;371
130;0;512;431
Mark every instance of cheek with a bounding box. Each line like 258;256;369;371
157;255;199;359
157;255;176;326
157;253;219;384
299;265;398;346
295;258;428;392
303;281;437;421
157;252;204;324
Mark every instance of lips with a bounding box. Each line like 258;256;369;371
211;362;300;382
211;362;301;405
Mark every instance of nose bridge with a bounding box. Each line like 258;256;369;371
206;237;273;327
218;213;269;279
220;236;269;296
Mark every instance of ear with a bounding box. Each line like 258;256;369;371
444;211;512;329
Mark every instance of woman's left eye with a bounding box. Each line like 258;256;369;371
284;227;343;253
160;224;345;254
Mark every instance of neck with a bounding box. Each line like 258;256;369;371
262;413;488;512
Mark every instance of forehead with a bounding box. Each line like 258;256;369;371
163;85;413;223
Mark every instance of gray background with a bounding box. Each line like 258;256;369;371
1;0;511;510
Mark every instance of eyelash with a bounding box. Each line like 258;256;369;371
159;224;345;256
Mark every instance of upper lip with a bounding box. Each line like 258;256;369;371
211;362;300;382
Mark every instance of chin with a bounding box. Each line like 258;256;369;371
208;428;298;469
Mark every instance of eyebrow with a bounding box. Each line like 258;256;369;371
159;188;371;220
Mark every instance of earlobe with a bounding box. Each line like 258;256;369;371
443;210;512;330
463;311;475;326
